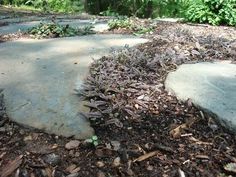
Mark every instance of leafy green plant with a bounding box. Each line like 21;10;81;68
1;0;82;12
185;0;236;26
28;22;95;39
85;135;99;146
133;26;153;35
108;17;133;30
108;17;154;35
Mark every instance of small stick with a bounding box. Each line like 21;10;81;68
178;168;186;177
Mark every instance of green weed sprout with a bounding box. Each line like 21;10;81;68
85;135;99;146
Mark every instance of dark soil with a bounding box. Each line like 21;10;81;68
0;22;236;177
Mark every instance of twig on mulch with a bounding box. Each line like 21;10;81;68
0;155;23;177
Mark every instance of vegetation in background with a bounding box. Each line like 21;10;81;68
28;22;95;38
108;16;154;35
185;0;236;26
86;0;190;18
0;0;190;17
108;17;132;29
1;0;236;26
1;0;83;12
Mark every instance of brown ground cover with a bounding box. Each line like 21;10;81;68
0;21;236;177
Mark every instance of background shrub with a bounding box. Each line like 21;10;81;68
86;0;190;18
185;0;236;26
1;0;235;26
1;0;83;12
28;22;95;38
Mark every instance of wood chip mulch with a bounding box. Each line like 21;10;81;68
0;22;236;177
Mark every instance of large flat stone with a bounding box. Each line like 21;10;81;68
165;61;236;132
0;34;148;139
0;19;109;35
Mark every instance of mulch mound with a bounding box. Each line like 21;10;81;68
0;22;236;177
0;32;28;43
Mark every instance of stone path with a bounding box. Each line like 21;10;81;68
0;34;148;139
165;61;236;132
0;19;109;35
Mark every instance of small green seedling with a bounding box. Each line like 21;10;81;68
85;135;99;146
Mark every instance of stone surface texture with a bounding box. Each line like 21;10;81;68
0;34;148;139
165;61;236;132
0;19;109;35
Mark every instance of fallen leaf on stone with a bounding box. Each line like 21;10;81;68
224;163;236;173
0;155;23;177
65;140;80;150
133;151;159;162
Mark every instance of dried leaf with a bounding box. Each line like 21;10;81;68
133;151;159;162
71;167;81;174
105;118;123;128
178;168;186;177
224;163;236;173
82;112;103;119
101;107;113;114
189;137;213;146
0;155;23;177
195;155;209;160
66;164;77;173
45;168;53;177
112;157;121;167
170;118;197;138
170;123;187;138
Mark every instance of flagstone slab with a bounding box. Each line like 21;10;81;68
165;61;236;132
0;34;148;139
0;19;109;35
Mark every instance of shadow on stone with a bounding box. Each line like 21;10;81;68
0;34;148;139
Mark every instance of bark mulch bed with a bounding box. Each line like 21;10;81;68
0;22;236;177
0;32;28;43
